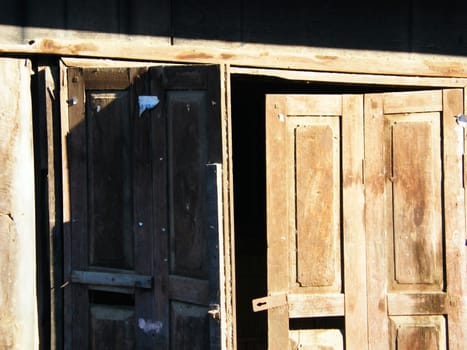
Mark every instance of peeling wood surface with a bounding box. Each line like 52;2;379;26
0;57;38;349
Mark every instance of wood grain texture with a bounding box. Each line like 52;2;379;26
148;66;170;349
66;67;89;349
130;66;161;349
36;60;63;350
168;90;208;278
288;294;344;318
162;65;223;349
391;121;440;285
388;293;447;315
295;124;338;288
289;329;343;350
265;95;289;350
222;64;236;350
364;93;390;349
366;89;466;349
442;89;466;349
389;316;446;350
285;95;342;116
87;91;133;269
229;67;467;88
383;90;443;114
0;57;38;350
5;37;467;78
342;94;368;350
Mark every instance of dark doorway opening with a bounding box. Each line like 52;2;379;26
230;74;428;349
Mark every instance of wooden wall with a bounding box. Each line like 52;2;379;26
0;57;38;349
1;0;467;56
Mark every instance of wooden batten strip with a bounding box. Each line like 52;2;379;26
387;293;447;315
71;270;152;289
285;95;342;116
383;90;443;114
288;294;344;318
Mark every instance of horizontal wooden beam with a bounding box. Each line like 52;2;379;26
3;34;467;78
230;67;467;88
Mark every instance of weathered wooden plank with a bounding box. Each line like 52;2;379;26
342;94;368;350
288;294;344;318
388;293;447;315
221;64;236;350
71;270;152;289
130;67;160;349
36;59;63;350
6;39;467;78
229;67;467;88
0;57;38;349
66;66;91;350
364;93;389;349
59;59;73;350
295;123;339;288
442;89;466;349
383;90;442;114
265;95;289;350
145;66;170;349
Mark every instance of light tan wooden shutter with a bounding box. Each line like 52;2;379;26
365;89;466;350
265;94;367;350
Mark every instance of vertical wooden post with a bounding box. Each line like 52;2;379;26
443;89;466;349
342;95;368;349
0;57;38;349
364;94;390;349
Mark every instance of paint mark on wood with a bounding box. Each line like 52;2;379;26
138;318;163;334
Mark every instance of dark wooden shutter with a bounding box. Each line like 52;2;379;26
65;65;223;349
